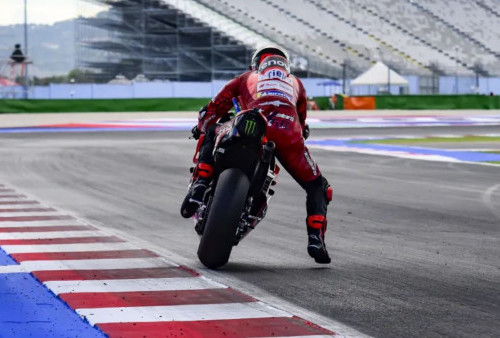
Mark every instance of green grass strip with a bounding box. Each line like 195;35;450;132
375;94;500;110
0;98;211;113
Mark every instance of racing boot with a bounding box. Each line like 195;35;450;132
306;215;331;264
180;163;213;218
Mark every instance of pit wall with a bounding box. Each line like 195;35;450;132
1;95;500;113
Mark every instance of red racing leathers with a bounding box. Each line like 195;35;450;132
198;65;320;185
194;55;332;263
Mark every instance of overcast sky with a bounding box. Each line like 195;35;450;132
1;0;107;25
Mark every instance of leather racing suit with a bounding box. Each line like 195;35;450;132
191;55;332;263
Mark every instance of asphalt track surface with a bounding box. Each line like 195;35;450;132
0;125;499;337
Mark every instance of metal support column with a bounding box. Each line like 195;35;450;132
23;0;29;99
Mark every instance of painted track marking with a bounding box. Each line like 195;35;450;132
0;184;348;337
2;257;172;272
1;114;499;133
77;301;291;325
0;219;82;227
33;266;198;282
0;230;110;240
2;242;138;254
308;134;500;166
59;288;254;308
45;276;226;294
0;236;125;245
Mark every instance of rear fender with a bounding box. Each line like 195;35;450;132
232;109;268;140
213;109;267;178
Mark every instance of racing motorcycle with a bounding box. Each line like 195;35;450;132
187;105;279;269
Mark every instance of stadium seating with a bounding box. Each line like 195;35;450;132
195;0;352;76
80;0;500;79
190;0;500;76
416;0;500;55
405;0;499;70
475;0;500;20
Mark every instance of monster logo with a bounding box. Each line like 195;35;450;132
244;119;257;135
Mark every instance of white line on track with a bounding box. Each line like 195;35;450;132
46;276;225;295
308;144;462;163
2;242;137;254
0;220;82;227
0;265;27;273
0;230;108;240
0;204;42;210
0;211;67;217
10;257;175;272
0;199;31;203
77;301;291;325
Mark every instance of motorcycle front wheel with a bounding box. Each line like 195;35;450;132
197;168;249;269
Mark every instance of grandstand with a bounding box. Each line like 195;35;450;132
76;0;258;82
76;0;500;84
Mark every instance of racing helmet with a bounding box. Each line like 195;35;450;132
251;46;289;70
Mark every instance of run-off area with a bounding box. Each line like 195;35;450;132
0;116;499;338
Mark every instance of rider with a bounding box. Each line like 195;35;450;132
180;46;333;264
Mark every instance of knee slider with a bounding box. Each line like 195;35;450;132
195;163;213;178
326;185;333;203
307;214;326;229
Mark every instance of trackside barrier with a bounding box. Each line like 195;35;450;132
343;96;375;110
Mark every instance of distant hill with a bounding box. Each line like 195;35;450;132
0;20;75;78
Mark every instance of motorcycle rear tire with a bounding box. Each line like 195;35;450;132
197;168;249;269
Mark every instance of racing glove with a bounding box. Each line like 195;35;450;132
303;124;310;140
191;125;202;140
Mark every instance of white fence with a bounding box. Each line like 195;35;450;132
0;78;342;99
2;76;500;99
